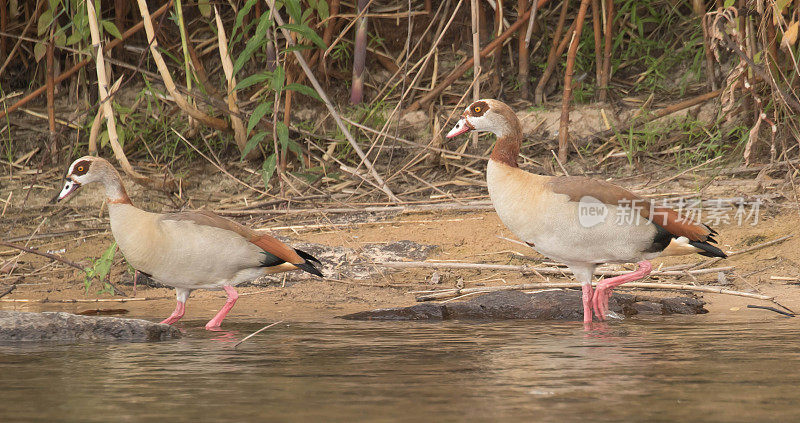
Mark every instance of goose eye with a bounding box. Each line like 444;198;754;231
473;106;481;114
77;166;84;172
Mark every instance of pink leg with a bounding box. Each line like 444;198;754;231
204;286;239;330
160;301;185;325
582;284;594;324
592;261;653;320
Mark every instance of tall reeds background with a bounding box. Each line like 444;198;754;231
1;0;798;203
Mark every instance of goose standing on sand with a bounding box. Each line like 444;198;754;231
446;100;726;324
55;156;322;330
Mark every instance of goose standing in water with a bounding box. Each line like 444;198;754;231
446;100;726;323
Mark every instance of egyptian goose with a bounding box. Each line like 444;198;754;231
446;100;726;324
55;156;322;330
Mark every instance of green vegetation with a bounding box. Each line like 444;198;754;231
0;0;797;183
82;241;117;295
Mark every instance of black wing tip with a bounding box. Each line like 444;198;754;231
689;241;728;258
260;251;286;267
296;260;323;277
295;248;321;264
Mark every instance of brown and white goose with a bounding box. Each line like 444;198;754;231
446;100;726;324
55;156;322;330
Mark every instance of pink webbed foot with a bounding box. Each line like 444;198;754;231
591;261;653;321
160;301;185;325
204;286;239;330
591;286;614;321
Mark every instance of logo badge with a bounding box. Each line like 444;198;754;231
578;195;608;228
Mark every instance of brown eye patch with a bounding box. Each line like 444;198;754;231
72;160;91;176
470;101;488;117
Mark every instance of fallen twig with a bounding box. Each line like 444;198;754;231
380;260;733;277
595;89;723;140
746;304;795;317
0;240;85;270
216;202;493;216
234;320;285;348
0;297;153;303
413;281;773;302
0;283;15;299
691;235;793;269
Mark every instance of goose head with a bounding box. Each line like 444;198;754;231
54;156;114;202
446;99;519;139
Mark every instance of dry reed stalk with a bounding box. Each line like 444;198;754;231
88;77;123;155
599;0;613;102
0;0;41;78
271;65;284;193
88;0;173;191
717;24;800;114
282;77;295;165
557;0;592;163
369;0;449;106
384;74;483;185
693;0;717;90
264;0;399;202
359;0;458;166
523;0;539;48
591;0;602;96
113;0;128;59
491;0;502;91
470;0;482;147
45;25;55;147
535;0;570;105
534;19;577;104
414;282;774;302
765;6;779;77
340;116;489;160
739;1;753;126
518;0;530;99
0;0;6;55
134;0;228;130
407;0;548;112
186;40;222;98
350;0;368;104
213;7;250;158
234;320;285;348
174;0;198;135
0;1;173;121
318;0;341;79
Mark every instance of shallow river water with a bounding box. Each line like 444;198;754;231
1;316;799;422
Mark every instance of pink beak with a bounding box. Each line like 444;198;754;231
446;118;472;138
53;179;80;203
